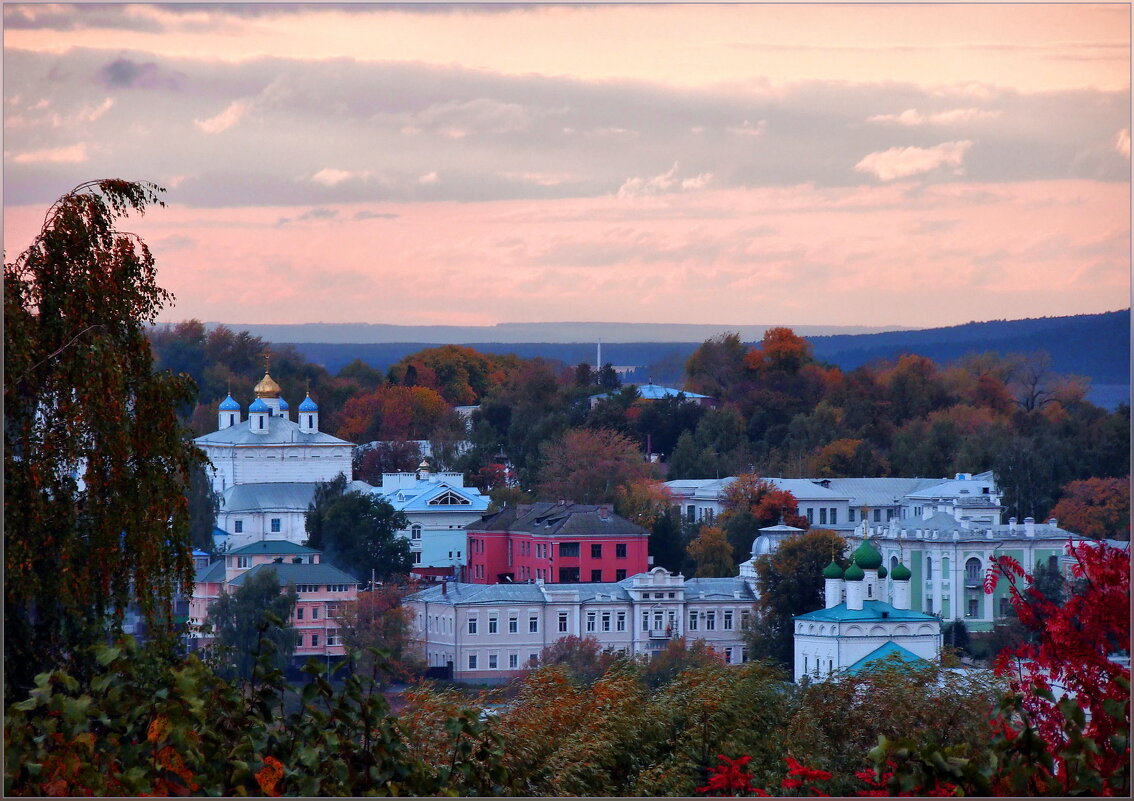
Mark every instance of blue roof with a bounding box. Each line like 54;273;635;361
374;480;489;513
278;397;289;410
299;394;318;411
844;641;932;674
248;397;269;412
218;394;240;411
794;599;938;623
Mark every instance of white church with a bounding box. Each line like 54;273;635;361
194;369;355;549
792;540;942;683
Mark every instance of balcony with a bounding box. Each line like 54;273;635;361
648;628;677;639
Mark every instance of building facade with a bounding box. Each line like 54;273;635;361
189;540;360;663
405;567;757;683
465;501;651;584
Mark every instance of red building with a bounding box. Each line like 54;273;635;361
466;501;651;584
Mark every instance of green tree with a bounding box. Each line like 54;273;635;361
747;529;846;670
187;460;219;552
5;180;203;701
206;567;299;681
305;478;411;582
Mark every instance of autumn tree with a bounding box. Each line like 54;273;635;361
687;525;737;577
206;567;299;681
614;478;674;530
684;332;749;398
353;440;424;484
4;180;204;701
719;473;808;562
536;635;615;685
536;427;656;504
747;529;846;670
1050;475;1130;540
337;584;423;683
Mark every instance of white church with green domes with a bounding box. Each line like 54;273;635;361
792;539;942;683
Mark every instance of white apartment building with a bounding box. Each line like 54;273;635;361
405;567;757;683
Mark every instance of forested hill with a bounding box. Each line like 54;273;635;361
281;310;1129;409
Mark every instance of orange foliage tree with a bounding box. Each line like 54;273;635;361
1050;476;1130;541
537;427;656;504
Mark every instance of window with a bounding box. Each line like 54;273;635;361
999;596;1012;617
558;612;569;633
591;569;603;582
848;509;855;522
804;656;808;674
529;615;539;633
485;615;497;634
740;610;751;630
311;634;319;648
327;604;338;618
616;569;627;580
829;508;837;525
509;653;519;669
468;654;478;670
327;630;338;646
687;505;696;522
616;611;626;631
724;647;733;664
295;584;319;593
591;543;602;559
653;611;663;630
586;612;596;632
296;607;304;620
723;610;734;630
468;617;478;635
965;557;982;582
312;607;319;620
529;652;539;665
411;524;422;540
270;518;281;533
642;611;650;631
558;567;579;583
559;542;580;558
601;612;611;632
873;509;882;522
413;552;422;565
967;597;979;617
237;556;250;569
488;653;498;669
615;543;627;558
234;520;243;534
509;616;518;634
688;611;698;630
819;508;827;525
706;611;716;631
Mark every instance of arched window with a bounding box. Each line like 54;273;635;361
926;556;933;580
411;524;422;541
965;557;982;582
890;555;898;572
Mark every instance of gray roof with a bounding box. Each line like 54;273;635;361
229;562;360;587
227;539;320;556
820;477;943;507
220;482;318;514
683;577;758;600
406;574;756;606
877;512;1082;543
470;502;649;538
407;582;549;605
194;414;351;447
195;560;225;583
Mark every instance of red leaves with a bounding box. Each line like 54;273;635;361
697;754;763;796
782;756;833;793
254;756;284;797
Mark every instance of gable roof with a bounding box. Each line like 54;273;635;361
372;480;489;513
844;641;932;674
194;414;351;447
194;560;226;583
229;562;360;588
226;539;320;556
469;501;649;538
220;482;319;514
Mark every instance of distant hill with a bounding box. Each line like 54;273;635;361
258;310;1129;410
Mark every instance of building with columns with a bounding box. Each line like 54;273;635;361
793;540;941;683
194;369;353;549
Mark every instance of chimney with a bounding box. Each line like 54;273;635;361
441;580;447;596
1008;517;1017;533
1047;518;1058;528
1024;516;1036;538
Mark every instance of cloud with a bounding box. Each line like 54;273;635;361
618;163;713;198
276;207;340;226
868;108;1001;126
8;143;89;164
726;120;766;137
1116;129;1131;159
311;168;371;187
194;100;248;134
354;210;399;220
855;141;973;181
78;97;115;122
98;57;182;90
419;171;440;184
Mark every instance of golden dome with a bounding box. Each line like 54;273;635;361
254;371;282;398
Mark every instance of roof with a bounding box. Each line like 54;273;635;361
590;383;711;403
405;573;755;606
195;560;225;583
905;475;998;500
468;502;648;538
663;476;851;502
794;599;939;623
819;477;942;507
218;394;240;411
226;539;320;556
194;414;351;447
877;513;1082;543
371;479;489;513
299;394;319;412
229;562;360;587
220;482;318;514
248;397;269;412
844;642;933;674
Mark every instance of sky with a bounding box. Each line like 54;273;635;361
3;2;1131;329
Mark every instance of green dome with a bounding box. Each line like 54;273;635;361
852;540;883;570
822;560;844;580
891;562;912;581
876;564;888;579
844;560;865;582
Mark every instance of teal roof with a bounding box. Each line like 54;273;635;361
226;540;319;556
794;599;939;623
229;562;360;588
822;560;844;580
845;641;932;674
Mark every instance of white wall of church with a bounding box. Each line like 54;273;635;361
204;445;352;493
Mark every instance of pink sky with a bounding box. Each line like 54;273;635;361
4;3;1130;329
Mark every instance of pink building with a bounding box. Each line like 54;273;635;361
189;540;361;661
466;502;650;585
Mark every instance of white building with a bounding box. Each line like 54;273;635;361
195;370;354;549
366;461;490;574
793;540;941;683
405;567;757;683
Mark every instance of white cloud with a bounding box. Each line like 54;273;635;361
419;171;439;184
1116;129;1130;159
726;119;766;137
868;107;1000;126
681;172;714;191
310;168;370;187
9;143;88;163
79;98;115;122
618;162;712;198
194;100;248;134
854;140;973;181
502;171;574;186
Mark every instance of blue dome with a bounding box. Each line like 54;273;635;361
218;394;240;411
248;397;269;413
299;394;319;412
278;397;289;410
